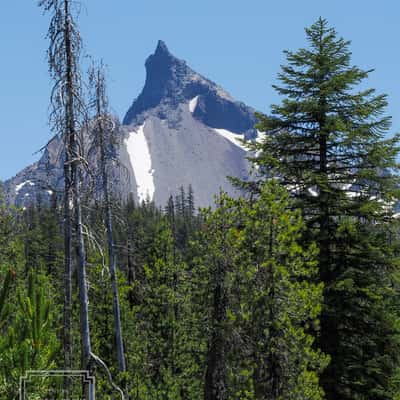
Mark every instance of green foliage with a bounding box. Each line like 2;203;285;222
0;205;24;265
192;182;327;399
0;182;327;399
253;17;400;400
0;271;59;399
192;193;240;400
123;218;202;399
0;269;14;330
237;182;328;400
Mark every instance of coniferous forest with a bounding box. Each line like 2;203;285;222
1;2;400;400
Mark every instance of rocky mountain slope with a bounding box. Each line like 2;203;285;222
4;41;261;208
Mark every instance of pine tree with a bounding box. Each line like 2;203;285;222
123;217;200;399
191;184;326;400
253;18;400;399
237;182;327;400
39;196;63;276
0;269;14;332
0;204;23;268
0;272;59;399
198;194;236;400
187;184;195;220
22;206;40;272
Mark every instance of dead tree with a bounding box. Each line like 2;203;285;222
39;3;127;399
89;63;127;373
38;0;93;397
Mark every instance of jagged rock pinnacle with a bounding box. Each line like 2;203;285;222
123;40;185;123
147;40;176;69
154;40;170;56
123;41;250;130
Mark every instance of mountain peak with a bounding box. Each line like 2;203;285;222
123;41;237;125
123;41;192;124
154;40;170;56
144;39;183;78
5;40;259;208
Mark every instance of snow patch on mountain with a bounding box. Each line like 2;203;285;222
256;130;266;143
214;128;247;150
253;130;266;169
125;123;155;203
189;96;199;113
15;180;35;193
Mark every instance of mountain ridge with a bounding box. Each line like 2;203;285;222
4;41;260;208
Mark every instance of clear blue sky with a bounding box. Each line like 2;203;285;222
1;0;399;180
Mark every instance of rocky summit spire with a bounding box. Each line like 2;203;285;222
154;40;170;56
123;40;189;124
144;40;187;92
147;40;177;73
122;40;256;135
123;40;237;125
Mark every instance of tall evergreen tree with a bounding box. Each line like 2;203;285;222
191;184;326;400
237;182;327;400
0;271;59;399
122;217;201;399
198;195;236;400
253;18;400;399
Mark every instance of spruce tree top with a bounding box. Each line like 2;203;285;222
255;17;400;222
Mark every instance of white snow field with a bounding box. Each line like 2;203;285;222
125;123;155;203
189;96;199;113
214;128;248;150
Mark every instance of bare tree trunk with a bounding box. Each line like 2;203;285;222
62;0;75;396
91;66;126;373
62;1;92;390
100;125;126;373
63;152;73;396
41;1;123;397
103;159;126;372
72;161;92;370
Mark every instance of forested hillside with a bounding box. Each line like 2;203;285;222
0;184;327;399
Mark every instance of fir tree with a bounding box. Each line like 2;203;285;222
191;184;326;400
0;272;59;399
253;18;400;399
198;194;237;400
125;218;201;399
237;182;327;400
